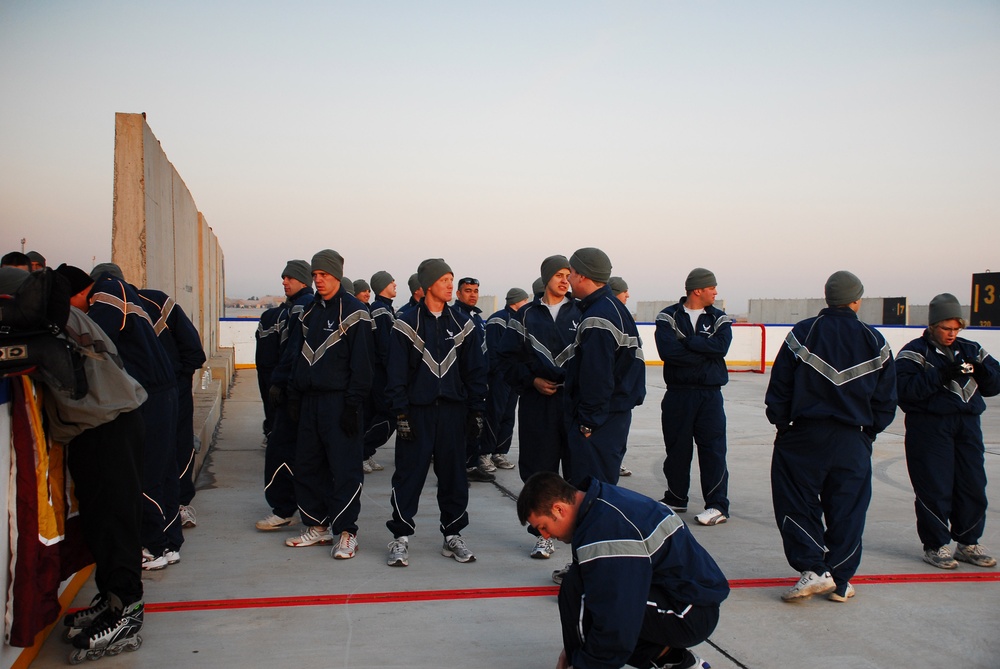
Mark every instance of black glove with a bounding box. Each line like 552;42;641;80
466;411;484;440
341;403;360;437
862;427;877;441
776;423;792;437
970;361;990;383
943;361;973;382
268;385;285;409
396;414;414;441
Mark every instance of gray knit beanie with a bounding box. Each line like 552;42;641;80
417;258;453;290
505;287;530;306
540;255;570;288
928;293;963;325
340;277;352;292
408;273;421;295
26;251;45;265
311;249;344;281
685;268;717;292
90;262;125;282
609;276;628;295
824;270;864;306
532;277;544;296
281;260;312;286
371;270;394;295
353;278;371;294
568;248;612;284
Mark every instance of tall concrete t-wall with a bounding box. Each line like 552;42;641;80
111;112;224;355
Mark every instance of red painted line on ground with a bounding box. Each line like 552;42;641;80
140;572;1000;614
146;586;560;613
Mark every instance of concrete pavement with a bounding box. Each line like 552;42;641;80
31;368;1000;668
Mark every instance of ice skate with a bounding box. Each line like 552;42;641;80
68;599;143;664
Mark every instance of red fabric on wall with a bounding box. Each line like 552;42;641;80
5;378;85;647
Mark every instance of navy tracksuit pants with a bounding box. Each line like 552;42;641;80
140;385;181;554
517;389;571;484
363;372;394;459
771;418;872;591
263;404;298;519
176;373;197;507
482;373;517;456
660;388;729;515
558;562;720;669
387;401;469;538
294;392;363;534
257;365;276;436
904;412;988;550
67;409;145;606
566;410;631;488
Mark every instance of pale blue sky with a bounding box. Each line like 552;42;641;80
2;1;998;313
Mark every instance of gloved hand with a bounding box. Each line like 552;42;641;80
341;403;360;437
970;361;991;383
268;385;285;409
776;423;792;437
466;411;484;440
862;427;877;441
396;414;414;441
943;361;973;382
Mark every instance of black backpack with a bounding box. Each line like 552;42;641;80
0;269;87;399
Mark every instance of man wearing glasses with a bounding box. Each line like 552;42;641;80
896;293;1000;570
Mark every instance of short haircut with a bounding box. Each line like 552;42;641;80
516;472;578;525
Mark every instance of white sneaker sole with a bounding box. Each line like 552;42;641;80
782;582;836;601
695;511;727;526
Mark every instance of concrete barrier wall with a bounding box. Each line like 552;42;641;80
111;113;225;357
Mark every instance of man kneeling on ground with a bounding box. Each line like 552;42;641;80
517;472;729;669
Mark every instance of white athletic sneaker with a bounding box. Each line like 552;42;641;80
141;547;167;571
477;455;497;473
551;562;572;585
332;531;358;559
530;536;555;559
387;537;409;567
955;543;997;568
694;508;727;526
654;648;710;669
365;456;384;471
923;545;959;569
255;514;298;531
164;549;181;565
362;459;373;474
491;453;515;470
781;570;836;601
619;464;632;477
442;535;476;563
179;505;197;528
828;582;856;602
285;526;333;547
